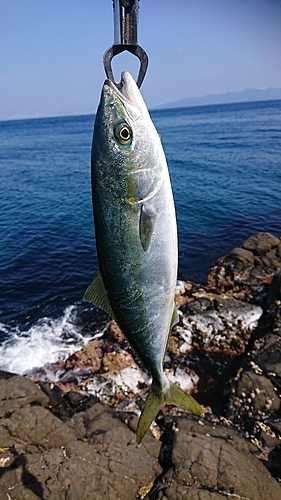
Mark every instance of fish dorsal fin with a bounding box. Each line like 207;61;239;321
139;203;156;252
170;305;179;330
84;271;116;321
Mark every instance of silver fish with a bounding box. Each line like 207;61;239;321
85;72;204;443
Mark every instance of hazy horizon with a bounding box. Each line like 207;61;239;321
1;86;281;123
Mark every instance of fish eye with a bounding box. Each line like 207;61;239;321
114;122;132;144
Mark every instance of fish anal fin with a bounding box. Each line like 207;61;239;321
136;379;204;445
84;271;116;321
139;203;156;252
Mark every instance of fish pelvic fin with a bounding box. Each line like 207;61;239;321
136;379;204;445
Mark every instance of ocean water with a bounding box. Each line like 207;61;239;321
0;99;281;374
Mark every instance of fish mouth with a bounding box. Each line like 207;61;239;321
104;72;147;121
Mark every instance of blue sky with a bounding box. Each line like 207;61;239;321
1;0;281;120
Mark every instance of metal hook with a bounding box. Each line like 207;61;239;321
103;0;148;88
103;44;148;89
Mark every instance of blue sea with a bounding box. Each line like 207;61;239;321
0;99;281;374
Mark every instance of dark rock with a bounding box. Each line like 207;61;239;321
270;421;281;437
2;405;75;452
243;232;280;256
179;298;213;314
0;375;49;417
261;248;281;271
260;430;281;449
0;370;17;380
267;269;281;304
227;246;255;270
267;444;281;482
255;334;281;390
227;370;280;424
208;232;281;299
147;419;281;500
0;374;162;499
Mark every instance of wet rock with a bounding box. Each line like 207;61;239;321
147;419;281;500
64;338;103;372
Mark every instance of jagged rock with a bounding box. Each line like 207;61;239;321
2;232;281;498
147;419;281;500
267;269;281;304
102;348;136;375
243;232;280;256
0;375;49;417
255;333;281;391
176;297;262;355
165;366;199;391
208;232;281;297
2;405;75;453
0;375;162;500
227;246;255;270
65;338;103;372
106;319;126;343
267;444;281;482
226;370;280;430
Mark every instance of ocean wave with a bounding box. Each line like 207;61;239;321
0;304;103;376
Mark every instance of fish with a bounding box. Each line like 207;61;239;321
84;71;204;444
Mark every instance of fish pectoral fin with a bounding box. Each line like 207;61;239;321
139;203;156;252
84;271;116;321
136;379;204;445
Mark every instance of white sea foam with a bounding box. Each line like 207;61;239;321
0;305;96;376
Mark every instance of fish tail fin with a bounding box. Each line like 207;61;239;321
136;383;164;445
165;381;204;416
136;379;204;445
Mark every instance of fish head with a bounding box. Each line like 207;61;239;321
92;72;166;204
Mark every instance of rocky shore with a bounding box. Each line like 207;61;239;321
1;232;281;499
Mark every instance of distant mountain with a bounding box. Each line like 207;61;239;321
157;87;281;110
